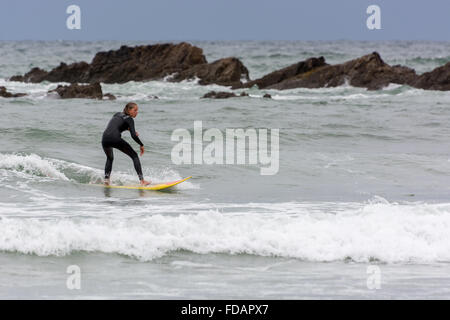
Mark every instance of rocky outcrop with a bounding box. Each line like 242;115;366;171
12;43;450;91
268;52;418;91
413;62;450;90
0;86;27;98
10;62;91;83
11;42;206;84
234;57;327;89
45;62;91;83
9;42;248;87
171;57;249;87
87;43;207;83
48;83;103;99
234;52;419;91
10;67;48;83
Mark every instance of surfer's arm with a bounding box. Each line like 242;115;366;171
126;118;144;146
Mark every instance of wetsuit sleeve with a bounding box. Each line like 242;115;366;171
125;117;144;146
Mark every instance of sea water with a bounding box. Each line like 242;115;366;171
1;40;450;299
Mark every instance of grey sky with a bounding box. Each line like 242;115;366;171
1;0;449;41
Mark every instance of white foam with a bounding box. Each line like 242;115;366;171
0;79;73;100
0;152;197;189
0;153;69;180
1;198;450;263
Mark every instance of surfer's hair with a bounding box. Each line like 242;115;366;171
123;102;138;115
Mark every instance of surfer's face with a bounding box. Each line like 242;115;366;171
129;105;139;118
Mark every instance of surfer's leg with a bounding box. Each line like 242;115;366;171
102;145;114;181
116;139;144;181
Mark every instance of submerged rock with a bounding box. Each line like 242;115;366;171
103;93;117;100
201;91;237;99
263;93;272;98
0;86;27;98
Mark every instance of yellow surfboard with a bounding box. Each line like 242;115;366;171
92;176;192;191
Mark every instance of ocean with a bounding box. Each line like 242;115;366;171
1;40;450;299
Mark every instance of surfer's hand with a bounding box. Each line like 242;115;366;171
140;146;145;156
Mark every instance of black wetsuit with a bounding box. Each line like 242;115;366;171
102;112;144;180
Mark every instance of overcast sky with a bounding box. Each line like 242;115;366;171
1;0;449;41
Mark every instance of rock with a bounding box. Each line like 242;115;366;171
235;57;327;89
16;44;446;91
11;42;208;84
172;57;250;87
202;91;248;98
10;67;48;83
88;42;207;83
45;61;91;83
263;93;272;98
268;52;417;91
49;82;103;99
201;91;237;99
103;93;116;100
0;86;27;98
413;62;450;90
9;43;249;87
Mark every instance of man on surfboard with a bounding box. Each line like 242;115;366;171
101;102;150;186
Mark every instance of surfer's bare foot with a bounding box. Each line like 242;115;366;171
104;178;110;186
140;179;151;186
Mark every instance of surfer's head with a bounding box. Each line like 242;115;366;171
124;102;138;118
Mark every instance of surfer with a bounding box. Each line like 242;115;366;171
101;102;150;186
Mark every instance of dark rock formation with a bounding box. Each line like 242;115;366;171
240;92;249;97
0;86;27;98
268;52;417;91
263;93;272;98
48;83;103;99
11;43;206;84
413;62;450;90
10;42;248;87
88;43;206;83
171;57;249;87
234;57;327;89
45;62;91;83
202;91;237;99
13;43;450;91
10;67;48;83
